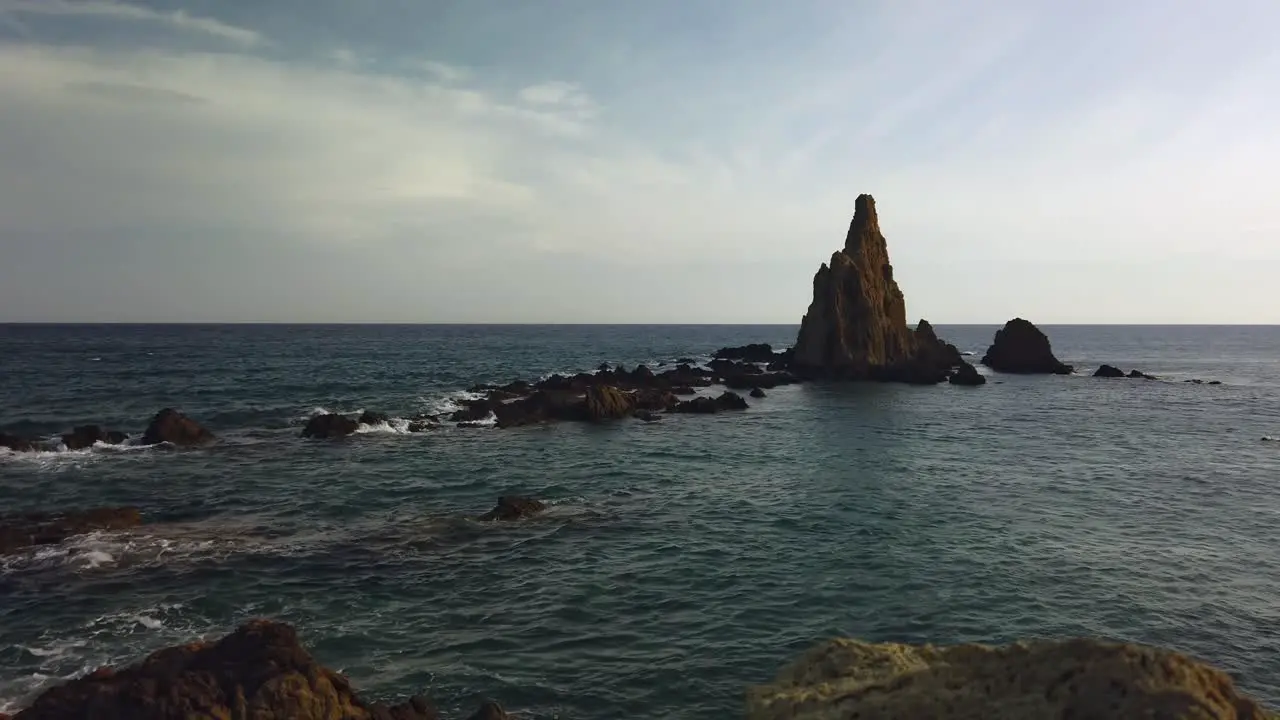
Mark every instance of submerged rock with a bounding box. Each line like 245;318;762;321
141;408;214;446
948;361;986;386
301;413;359;439
357;410;390;426
478;496;546;522
981;318;1073;375
11;619;445;720
746;636;1275;720
633;410;662;422
0;432;38;453
1094;364;1126;378
0;507;142;555
1128;369;1157;380
60;425;127;451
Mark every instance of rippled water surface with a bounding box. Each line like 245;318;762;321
2;324;1279;717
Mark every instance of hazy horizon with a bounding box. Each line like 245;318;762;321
2;1;1277;324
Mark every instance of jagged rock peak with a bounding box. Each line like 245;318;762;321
843;193;884;256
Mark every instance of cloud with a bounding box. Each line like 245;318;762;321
519;81;583;106
1;0;263;46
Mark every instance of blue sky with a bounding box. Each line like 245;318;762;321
1;0;1277;322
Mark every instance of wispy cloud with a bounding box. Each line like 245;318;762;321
1;0;263;46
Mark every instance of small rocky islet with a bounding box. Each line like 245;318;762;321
0;194;1249;718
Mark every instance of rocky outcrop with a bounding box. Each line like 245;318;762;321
0;432;37;452
1;507;142;555
301;413;359;439
357;410;389;426
1129;369;1157;380
1094;364;1126;378
790;195;959;383
981;319;1073;375
584;386;634;421
141;409;214;446
60;425;127;450
672;391;749;414
478;496;546;522
750;388;767;398
746;636;1276;720
11;619;506;719
948;362;986;386
714;343;779;363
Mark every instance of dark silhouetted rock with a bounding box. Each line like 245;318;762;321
493;391;581;428
631;365;655;382
633;388;678;412
1128;369;1157;380
1;507;142;555
672;386;697;396
790;196;959;383
676;357;696;364
750;388;767;398
142;409;214;446
60;425;126;451
465;701;508;720
710;358;763;377
12;619;438;720
478;496;546;522
673;391;749;414
0;432;38;453
714;343;776;363
1094;364;1126;378
1208;380;1223;385
301;413;358;439
948;362;987;386
357;411;390;426
407;421;434;433
584;386;634;421
981;319;1073;375
723;371;797;390
634;410;662;423
449;398;497;423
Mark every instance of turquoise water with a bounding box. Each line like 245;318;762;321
2;324;1279;717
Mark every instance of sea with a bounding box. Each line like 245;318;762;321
1;324;1279;718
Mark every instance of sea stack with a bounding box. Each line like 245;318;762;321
981;318;1073;375
790;195;958;383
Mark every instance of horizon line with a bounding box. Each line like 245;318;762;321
3;321;1280;327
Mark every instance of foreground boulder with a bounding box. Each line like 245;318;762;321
746;636;1274;720
301;413;359;439
0;507;142;555
10;619;509;719
61;425;127;451
948;362;986;386
790;195;960;382
478;496;546;522
142;409;215;446
981;318;1073;375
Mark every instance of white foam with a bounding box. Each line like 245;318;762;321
354;417;413;435
1263;436;1276;442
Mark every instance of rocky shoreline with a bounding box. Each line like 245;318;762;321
4;620;1273;719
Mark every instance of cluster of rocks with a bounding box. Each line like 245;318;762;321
747;635;1276;719
5;619;508;720
0;507;142;555
0;409;213;454
1094;364;1157;379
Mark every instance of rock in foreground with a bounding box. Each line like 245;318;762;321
981;318;1073;375
302;413;359;439
948;361;986;386
746;636;1275;720
13;619;506;719
0;507;142;555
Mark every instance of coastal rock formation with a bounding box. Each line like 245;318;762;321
302;413;359;439
142;408;215;446
478;496;546;522
672;391;749;414
750;388;767;398
746;636;1275;720
790;195;959;383
1;507;142;555
584;386;635;421
1129;369;1157;380
948;362;986;386
981;319;1073;375
10;619;502;720
1094;364;1126;378
357;411;389;426
0;432;37;452
715;343;780;363
61;425;127;450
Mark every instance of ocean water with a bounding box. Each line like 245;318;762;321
2;323;1279;717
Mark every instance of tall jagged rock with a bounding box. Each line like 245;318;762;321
790;195;958;383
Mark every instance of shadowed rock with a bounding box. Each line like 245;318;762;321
714;343;777;363
60;425;127;451
357;411;389;426
672;391;749;414
0;432;38;453
1094;364;1126;378
1128;369;1157;380
948;362;986;386
750;388;767;398
142;409;214;446
478;496;546;522
1;507;142;555
981;319;1073;375
746;636;1276;720
11;619;444;720
301;413;359;439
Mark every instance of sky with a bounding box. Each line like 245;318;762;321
0;0;1277;323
